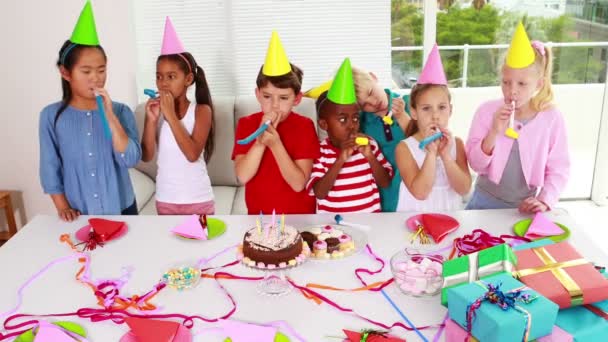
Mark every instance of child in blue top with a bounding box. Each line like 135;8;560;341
352;67;411;212
39;4;141;221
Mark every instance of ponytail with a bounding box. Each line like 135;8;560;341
194;65;215;163
530;44;554;112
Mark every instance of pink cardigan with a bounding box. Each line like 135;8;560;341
466;99;570;208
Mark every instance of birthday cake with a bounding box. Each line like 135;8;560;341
300;225;355;259
239;225;307;269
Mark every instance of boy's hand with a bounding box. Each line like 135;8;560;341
519;197;549;214
357;134;374;159
438;127;453;160
258;124;281;148
145;98;161;123
262;111;280;128
58;207;80;222
158;90;176;120
338;137;357;162
391;97;406;119
492;102;513;134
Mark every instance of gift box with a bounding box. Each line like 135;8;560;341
554;270;608;341
447;273;558;342
445;319;478;342
442;244;517;306
514;241;608;308
536;326;573;342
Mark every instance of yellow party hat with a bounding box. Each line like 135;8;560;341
505;21;535;69
262;31;291;76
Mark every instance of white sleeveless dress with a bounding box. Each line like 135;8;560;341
396;136;462;212
156;102;214;204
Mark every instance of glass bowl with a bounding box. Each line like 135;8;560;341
390;249;444;297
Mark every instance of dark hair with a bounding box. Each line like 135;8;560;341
256;63;303;94
157;52;215;162
55;40;107;127
315;90;329;119
405;83;451;136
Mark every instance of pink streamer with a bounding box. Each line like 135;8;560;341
451;229;530;258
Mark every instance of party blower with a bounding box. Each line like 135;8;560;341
505;100;519;139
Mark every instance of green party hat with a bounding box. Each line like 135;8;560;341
70;1;100;45
327;58;356;105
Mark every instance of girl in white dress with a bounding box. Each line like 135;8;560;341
395;44;471;212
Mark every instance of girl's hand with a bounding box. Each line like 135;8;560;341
158;90;176;120
356;134;374;159
423;126;439;155
518;197;549;214
438;127;453;160
58;207;80;222
492;102;513;134
145;98;161;123
258;123;281;148
94;88;114;116
391;97;406;119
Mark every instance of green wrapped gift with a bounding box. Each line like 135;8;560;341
442;243;517;306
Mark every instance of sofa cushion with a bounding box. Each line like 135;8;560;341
128;168;156;213
139;196;157;215
213;186;237;214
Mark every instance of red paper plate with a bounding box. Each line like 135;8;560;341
405;213;459;243
75;223;128;243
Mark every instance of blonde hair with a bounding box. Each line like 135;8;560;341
502;44;554;112
529;44;553;112
351;66;377;100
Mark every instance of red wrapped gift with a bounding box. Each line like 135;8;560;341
514;241;608;308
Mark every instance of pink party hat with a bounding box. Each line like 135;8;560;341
525;212;563;239
161;17;186;55
417;43;447;85
171;215;208;240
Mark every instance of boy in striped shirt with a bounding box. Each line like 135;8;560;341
306;58;393;213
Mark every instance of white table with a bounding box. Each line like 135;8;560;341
0;210;606;341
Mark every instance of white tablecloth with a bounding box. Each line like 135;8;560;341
0;210;606;341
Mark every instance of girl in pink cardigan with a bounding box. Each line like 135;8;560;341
465;37;570;213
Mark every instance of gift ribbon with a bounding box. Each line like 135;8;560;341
443;250;515;288
450;229;530;259
513;247;586;306
583;304;608;320
466;282;535;342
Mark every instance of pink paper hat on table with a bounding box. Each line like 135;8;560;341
417;43;447;85
171;214;208;240
161;16;186;55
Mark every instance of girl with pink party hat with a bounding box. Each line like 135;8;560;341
141;17;216;215
465;22;570;213
395;44;472;212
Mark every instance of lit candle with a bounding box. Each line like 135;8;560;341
276;218;281;239
272;209;276;229
281;213;285;233
256;218;261;235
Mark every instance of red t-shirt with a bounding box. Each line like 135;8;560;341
232;112;320;214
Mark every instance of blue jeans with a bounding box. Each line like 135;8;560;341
121;201;138;215
465;190;517;210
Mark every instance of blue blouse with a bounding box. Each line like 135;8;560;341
39;101;141;214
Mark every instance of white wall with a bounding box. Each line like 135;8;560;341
0;0;138;228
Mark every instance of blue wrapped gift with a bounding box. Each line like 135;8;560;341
555;270;608;341
512;239;554;252
447;273;559;342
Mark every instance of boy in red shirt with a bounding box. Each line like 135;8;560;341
232;32;320;214
307;58;392;213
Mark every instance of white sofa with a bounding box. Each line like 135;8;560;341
130;96;320;215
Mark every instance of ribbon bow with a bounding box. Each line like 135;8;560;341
531;40;546;56
466;282;536;341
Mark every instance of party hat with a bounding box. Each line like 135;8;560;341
304;79;333;99
70;0;99;45
417;43;447;85
506;21;535;69
327;58;356;105
262;31;291;76
171;215;208;240
161;16;186;55
124;318;183;342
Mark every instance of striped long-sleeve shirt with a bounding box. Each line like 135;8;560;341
307;138;393;213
